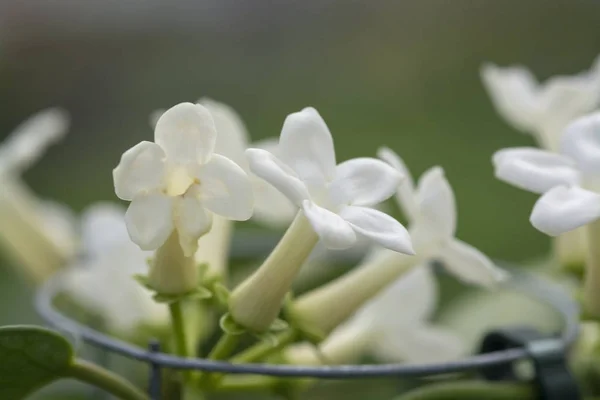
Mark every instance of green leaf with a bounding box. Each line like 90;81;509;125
0;325;74;400
219;313;246;335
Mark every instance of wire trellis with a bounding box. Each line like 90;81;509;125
34;234;580;398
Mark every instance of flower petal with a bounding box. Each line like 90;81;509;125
302;201;356;249
493;147;580;194
415;167;456;239
199;98;250;167
125;193;174;250
480;63;540;133
339;205;414;254
373;325;464;364
561;112;600;174
377;147;418;221
251;174;297;227
174;192;212;256
0;108;69;174
530;186;600;236
279;107;336;184
194;154;254;220
329;157;402;207
246;148;309;206
439;240;508;288
154;102;217;165
113;141;167;201
81;202;129;256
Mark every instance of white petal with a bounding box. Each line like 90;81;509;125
415;167;456;239
531;186;600;236
480;63;540;133
493;147;580;194
302;201;356;249
439;240;508;288
278;107;336;184
199;98;250;167
377;147;418;221
194;154;254;220
154;102;217;165
251;174;297;227
373;325;464;364
355;267;437;326
174;192;212;256
81;202;129;256
339;205;414;254
329;158;402;207
246;148;310;206
125;193;174;250
113;141;167;201
39;200;78;258
0;108;69;174
561;112;600;174
148;109;165;129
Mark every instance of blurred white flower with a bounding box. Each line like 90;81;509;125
63;203;169;335
492;112;600;236
0;108;77;281
481;55;600;151
291;148;506;335
287;267;464;365
378;147;507;286
113;102;254;256
246;107;413;253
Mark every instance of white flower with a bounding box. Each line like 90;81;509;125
0;108;77;281
287;267;464;365
63;203;169;335
246;107;413;254
492;112;600;236
152;98;296;228
481;55;600;151
113;102;254;256
378;147;507;286
291;149;506;336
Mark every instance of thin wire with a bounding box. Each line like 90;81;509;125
34;265;579;379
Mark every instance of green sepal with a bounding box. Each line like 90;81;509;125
219;313;246;336
0;325;74;399
212;283;230;307
253;331;279;347
269;318;289;332
133;274;153;290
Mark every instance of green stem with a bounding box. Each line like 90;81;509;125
169;301;193;385
197;333;241;387
231;329;298;363
68;359;148;400
584;220;600;317
394;381;536;400
216;376;278;392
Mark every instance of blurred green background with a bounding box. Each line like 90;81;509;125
0;0;598;398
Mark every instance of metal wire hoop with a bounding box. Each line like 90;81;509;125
35;256;579;380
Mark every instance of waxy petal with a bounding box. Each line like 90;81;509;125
194;154;254;221
81;203;130;257
377;147;418;221
113;141;167;201
480;63;540;133
339;205;414;254
531;186;600;236
175;192;212;256
374;325;464;364
416;167;456;239
0;108;69;174
125;193;174;250
493;147;580;194
279;107;336;184
154;102;217;165
200;98;249;167
246;148;310;206
439;240;508;288
561;112;600;174
329;158;402;207
302;201;356;249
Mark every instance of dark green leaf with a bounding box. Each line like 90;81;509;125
0;325;74;400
